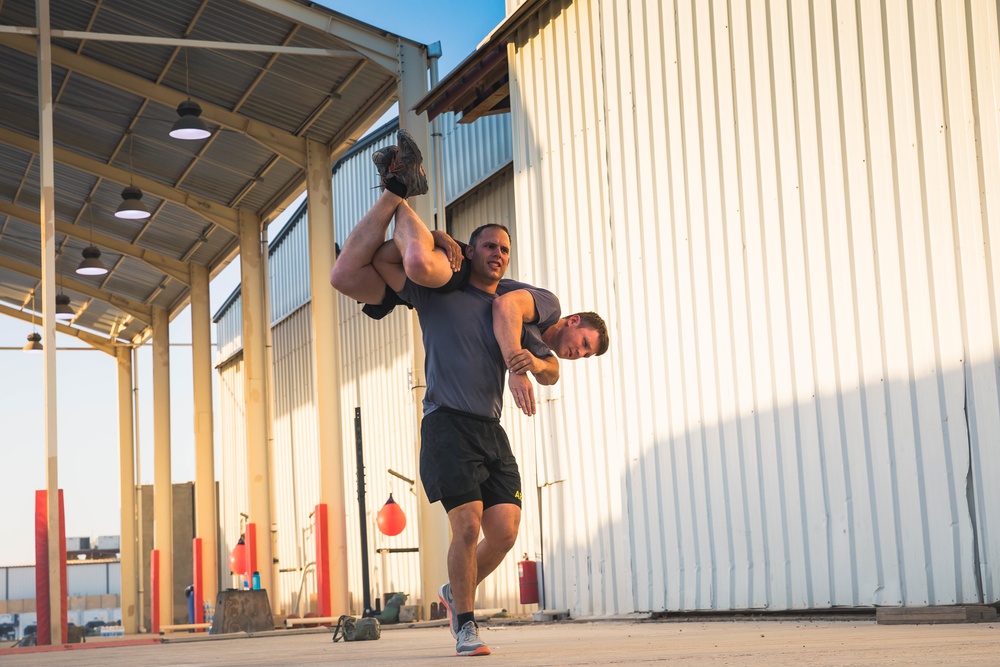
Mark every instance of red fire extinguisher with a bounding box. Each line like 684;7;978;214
518;554;539;604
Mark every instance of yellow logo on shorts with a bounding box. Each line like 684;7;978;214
514;490;522;501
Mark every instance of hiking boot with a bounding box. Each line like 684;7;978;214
455;620;490;656
439;582;459;639
372;145;397;190
385;129;428;197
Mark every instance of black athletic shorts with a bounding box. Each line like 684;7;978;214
420;407;522;511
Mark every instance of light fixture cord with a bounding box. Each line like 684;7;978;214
88;199;95;245
185;47;191;100
128;131;135;186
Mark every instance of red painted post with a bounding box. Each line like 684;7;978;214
245;522;257;584
150;549;160;634
314;504;330;618
193;538;204;629
34;490;67;645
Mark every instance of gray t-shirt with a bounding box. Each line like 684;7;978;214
398;278;560;419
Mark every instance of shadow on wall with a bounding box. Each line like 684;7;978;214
537;357;993;616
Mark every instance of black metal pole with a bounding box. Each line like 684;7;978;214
355;407;373;616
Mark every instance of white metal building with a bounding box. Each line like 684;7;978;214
216;0;1000;619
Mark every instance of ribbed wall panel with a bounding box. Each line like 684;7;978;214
66;562;116;596
216;354;248;591
270;305;321;615
337;295;424;611
6;567;34;599
268;215;312;323
448;166;518;277
509;0;999;615
439;112;513;204
215;297;243;362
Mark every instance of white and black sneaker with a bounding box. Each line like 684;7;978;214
455;620;491;657
439;582;460;639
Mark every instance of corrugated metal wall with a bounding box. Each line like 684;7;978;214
270;304;321;614
0;562;121;599
268;215;312;323
216;352;248;591
439;112;513;204
509;0;1000;615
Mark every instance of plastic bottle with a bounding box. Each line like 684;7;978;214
252;571;261;590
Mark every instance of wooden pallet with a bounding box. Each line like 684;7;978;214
875;605;998;625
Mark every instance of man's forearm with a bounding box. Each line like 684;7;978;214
493;297;526;367
531;356;559;385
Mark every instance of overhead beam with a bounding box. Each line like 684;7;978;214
0;34;308;167
0;301;120;355
240;0;402;73
0;255;152;323
0;200;192;285
0;126;240;236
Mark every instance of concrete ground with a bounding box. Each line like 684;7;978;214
2;616;999;666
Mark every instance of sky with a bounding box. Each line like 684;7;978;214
0;0;506;566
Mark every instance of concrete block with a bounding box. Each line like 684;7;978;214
532;609;570;622
101;594;118;608
69;596;87;610
399;605;420;623
211;589;274;634
86;595;102;609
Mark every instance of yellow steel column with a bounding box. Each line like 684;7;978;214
151;306;173;624
190;264;219;609
238;211;274;595
397;40;450;620
305;139;347;613
36;0;62;643
116;346;138;634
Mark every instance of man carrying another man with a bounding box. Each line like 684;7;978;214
330;130;608;655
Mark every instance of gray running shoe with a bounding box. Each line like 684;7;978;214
455;620;491;656
372;145;397;190
386;129;428;197
439;582;459;638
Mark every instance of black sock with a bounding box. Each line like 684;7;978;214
384;176;407;198
456;611;475;628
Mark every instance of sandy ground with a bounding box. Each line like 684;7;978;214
2;617;998;666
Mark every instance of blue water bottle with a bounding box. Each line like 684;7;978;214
252;571;261;590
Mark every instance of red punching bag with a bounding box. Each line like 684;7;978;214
377;494;406;536
229;536;248;576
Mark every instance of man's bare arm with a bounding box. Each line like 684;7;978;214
493;290;560;386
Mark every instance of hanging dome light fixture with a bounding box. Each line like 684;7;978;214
22;332;43;353
55;293;75;321
169;49;211;140
115;132;151;220
115;184;150;219
170;100;211;140
77;246;107;275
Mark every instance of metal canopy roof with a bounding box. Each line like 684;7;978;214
415;0;548;123
0;0;419;345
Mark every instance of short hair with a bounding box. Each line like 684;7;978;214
468;223;511;248
573;311;610;356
